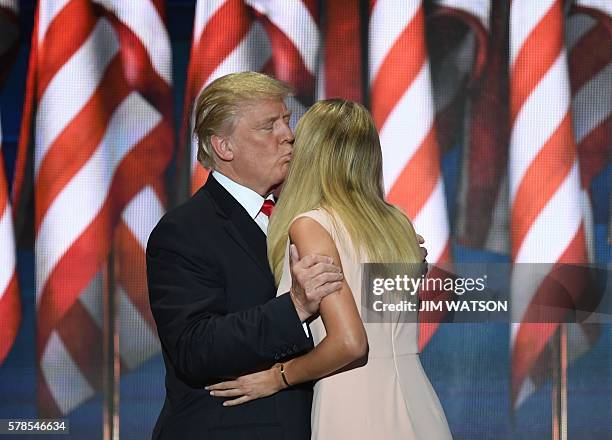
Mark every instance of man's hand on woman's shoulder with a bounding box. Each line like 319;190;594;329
289;244;343;322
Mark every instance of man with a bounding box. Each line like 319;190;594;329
146;72;344;439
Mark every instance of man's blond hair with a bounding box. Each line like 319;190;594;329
193;72;293;169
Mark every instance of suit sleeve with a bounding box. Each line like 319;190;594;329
146;218;311;386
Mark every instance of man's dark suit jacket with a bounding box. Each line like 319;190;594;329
146;175;313;439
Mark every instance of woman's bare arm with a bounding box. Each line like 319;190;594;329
206;216;367;405
281;216;368;384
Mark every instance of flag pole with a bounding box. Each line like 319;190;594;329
103;244;120;440
560;322;568;440
551;323;568;440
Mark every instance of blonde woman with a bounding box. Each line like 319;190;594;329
207;99;452;439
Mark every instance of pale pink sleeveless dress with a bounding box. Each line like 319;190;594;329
276;209;453;439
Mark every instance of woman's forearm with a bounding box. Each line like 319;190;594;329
282;330;367;385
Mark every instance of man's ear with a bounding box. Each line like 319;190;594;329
210;134;234;161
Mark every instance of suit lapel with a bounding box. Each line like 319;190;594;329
224;209;270;274
203;175;272;277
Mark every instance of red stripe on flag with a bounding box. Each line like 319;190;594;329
56;302;104;390
255;16;315;105
115;222;157;332
150;0;166;21
511;227;588;403
577;117;611;188
387;127;441;219
324;0;362;102
37;370;62;417
371;7;426;129
301;0;318;22
510;114;576;259
37;213;112;354
101;8;174;120
37;0;97;97
510;2;563;124
191;167;209;195
0;276;20;364
187;0;251;105
34;55;128;230
569;21;611;93
180;0;253;187
37;119;171;353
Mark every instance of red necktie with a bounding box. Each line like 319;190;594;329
260;199;275;217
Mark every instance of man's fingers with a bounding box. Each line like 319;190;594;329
289;244;300;267
322;281;343;295
312;271;343;289
420;246;428;261
306;262;342;279
223;395;252;407
416;234;425;245
296;254;334;269
308;278;343;298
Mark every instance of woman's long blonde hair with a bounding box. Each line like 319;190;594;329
268;99;422;283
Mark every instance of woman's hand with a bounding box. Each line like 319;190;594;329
206;364;287;406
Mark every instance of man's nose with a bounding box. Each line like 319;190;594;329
281;121;294;144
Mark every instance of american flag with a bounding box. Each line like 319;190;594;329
246;0;319;113
183;0;270;194
428;0;491;155
448;0;513;253
0;0;21;366
0;0;21;365
567;0;611;259
12;0;173;416
508;0;590;408
185;0;320;194
455;0;610;256
0;115;20;366
320;0;362;102
369;0;453;350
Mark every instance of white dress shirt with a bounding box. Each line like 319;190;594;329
212;171;309;335
212;171;273;234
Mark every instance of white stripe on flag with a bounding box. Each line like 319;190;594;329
36;92;162;304
509;52;571;202
35;19;120;176
193;0;226;45
515;161;583;264
122;186;164;249
510;0;555;66
245;0;319;74
92;0;172;83
369;0;420;80
118;286;160;370
380;64;434;193
41;332;95;415
37;0;71;45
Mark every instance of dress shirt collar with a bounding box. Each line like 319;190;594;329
212;170;273;219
